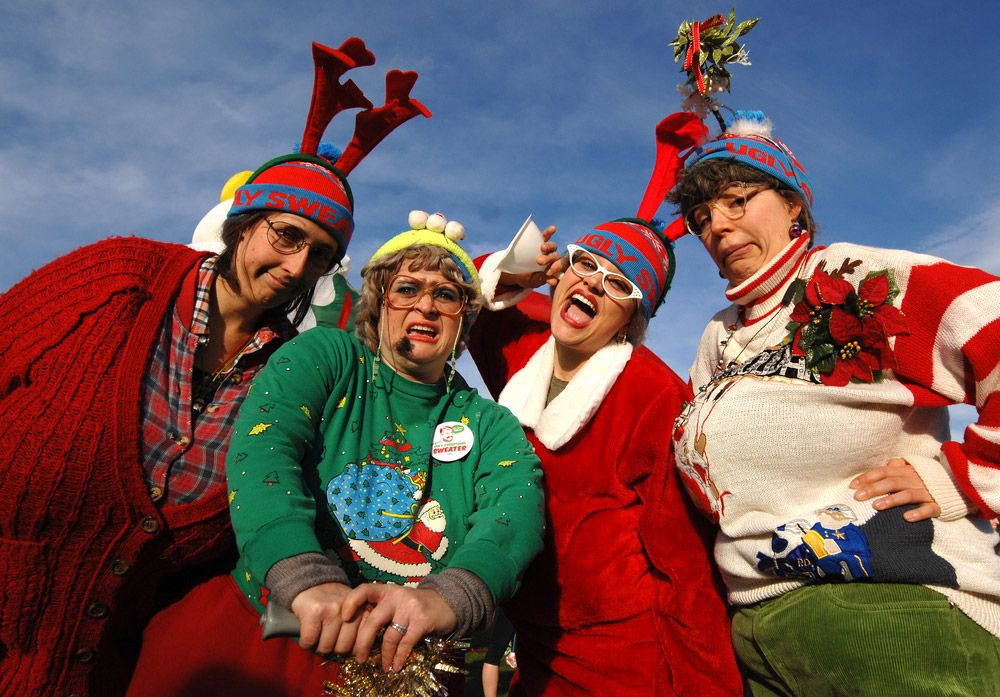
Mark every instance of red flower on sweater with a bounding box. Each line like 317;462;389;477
786;267;908;386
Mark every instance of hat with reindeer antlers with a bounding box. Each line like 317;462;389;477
568;111;709;320
227;38;431;264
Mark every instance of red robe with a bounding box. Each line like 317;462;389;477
469;289;741;696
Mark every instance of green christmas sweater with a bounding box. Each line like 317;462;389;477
226;328;545;612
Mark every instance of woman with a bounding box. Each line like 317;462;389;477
668;111;1000;695
0;156;346;697
468;209;742;693
0;37;428;697
125;212;545;696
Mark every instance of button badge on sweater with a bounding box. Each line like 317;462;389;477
432;421;474;462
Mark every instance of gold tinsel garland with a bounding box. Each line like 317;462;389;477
325;637;469;697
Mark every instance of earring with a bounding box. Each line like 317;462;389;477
617;333;628;346
789;222;805;239
446;317;462;393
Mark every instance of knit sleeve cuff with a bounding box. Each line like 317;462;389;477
417;567;494;638
479;251;534;311
911;454;976;521
264;552;350;608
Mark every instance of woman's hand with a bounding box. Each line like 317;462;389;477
341;583;458;673
498;225;564;289
290;582;363;655
850;458;941;522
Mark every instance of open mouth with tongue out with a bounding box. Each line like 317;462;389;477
559;290;599;328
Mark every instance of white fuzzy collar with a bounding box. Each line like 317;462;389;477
498;336;632;450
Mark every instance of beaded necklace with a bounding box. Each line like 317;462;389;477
713;270;801;376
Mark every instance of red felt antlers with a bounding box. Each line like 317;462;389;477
298;38;431;173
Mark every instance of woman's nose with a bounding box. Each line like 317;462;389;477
414;289;437;313
707;206;732;236
582;273;604;294
282;247;311;277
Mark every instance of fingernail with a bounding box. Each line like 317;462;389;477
872;499;885;510
849;479;859;488
854;489;866;500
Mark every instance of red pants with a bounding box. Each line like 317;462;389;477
126;574;340;697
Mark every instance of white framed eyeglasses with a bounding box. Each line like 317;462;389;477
566;245;643;301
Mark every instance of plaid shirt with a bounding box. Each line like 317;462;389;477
141;257;293;505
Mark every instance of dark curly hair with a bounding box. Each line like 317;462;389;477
666;159;817;241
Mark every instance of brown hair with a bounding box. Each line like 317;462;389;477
355;245;482;356
666;159;817;240
215;211;319;327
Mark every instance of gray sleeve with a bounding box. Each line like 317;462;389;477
417;567;495;637
264;551;350;608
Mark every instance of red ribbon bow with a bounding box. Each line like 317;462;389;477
682;14;725;95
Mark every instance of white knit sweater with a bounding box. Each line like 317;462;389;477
674;236;1000;637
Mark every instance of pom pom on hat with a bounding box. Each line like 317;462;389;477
315;141;343;162
370;210;478;285
408;210;429;229
425;213;447;233
725;110;773;137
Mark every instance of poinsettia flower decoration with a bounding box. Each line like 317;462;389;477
786;268;909;387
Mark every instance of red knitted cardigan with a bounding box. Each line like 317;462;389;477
0;238;237;697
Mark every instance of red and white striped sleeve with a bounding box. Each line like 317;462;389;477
893;258;1000;519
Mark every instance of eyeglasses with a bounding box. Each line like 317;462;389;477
684;183;770;237
384;275;467;316
264;218;339;273
566;245;643;301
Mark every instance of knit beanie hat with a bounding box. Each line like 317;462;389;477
228;153;355;259
561;110;708;319
570;218;675;320
684;110;813;209
369;211;479;286
226;38;431;264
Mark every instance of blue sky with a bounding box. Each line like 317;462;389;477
2;1;997;427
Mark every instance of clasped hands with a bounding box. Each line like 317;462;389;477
289;582;457;673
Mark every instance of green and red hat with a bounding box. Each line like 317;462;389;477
226;38;430;264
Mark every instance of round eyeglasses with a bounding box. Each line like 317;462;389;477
684;183;770;237
264;219;339;273
384;275;467;316
566;245;643;301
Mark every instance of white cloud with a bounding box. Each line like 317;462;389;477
917;203;1000;274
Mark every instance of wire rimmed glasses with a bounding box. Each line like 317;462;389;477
684;183;770;237
264;218;339;273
